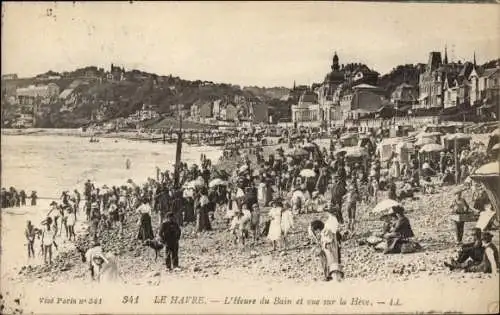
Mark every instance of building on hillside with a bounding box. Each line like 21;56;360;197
170;104;185;112
199;102;213;118
291;91;320;123
1;74;18;81
417;51;445;109
315;52;380;124
190;104;200;120
107;63;126;81
220;103;238;121
340;84;388;119
390;83;418;110
443;74;459;109
16;83;60;106
251;102;269;124
470;61;500;108
417;48;471;110
212;99;222;118
190;101;212;120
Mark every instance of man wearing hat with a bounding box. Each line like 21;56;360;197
159;212;182;271
447;232;499;274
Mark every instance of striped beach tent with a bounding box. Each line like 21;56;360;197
403;135;417;143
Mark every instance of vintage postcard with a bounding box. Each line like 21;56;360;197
1;1;499;314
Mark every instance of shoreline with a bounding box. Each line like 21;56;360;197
1;128;168;142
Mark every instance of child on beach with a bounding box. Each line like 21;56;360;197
267;199;283;251
25;221;36;259
280;202;294;251
41;217;56;264
66;207;76;241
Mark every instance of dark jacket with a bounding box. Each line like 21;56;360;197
159;220;181;246
392;215;414;239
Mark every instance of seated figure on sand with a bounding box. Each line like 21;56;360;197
444;228;484;271
444;231;498;274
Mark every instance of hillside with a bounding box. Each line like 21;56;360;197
242;86;290;100
1;67;276;128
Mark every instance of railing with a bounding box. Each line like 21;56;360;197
341;116;439;129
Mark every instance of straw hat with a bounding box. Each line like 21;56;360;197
271;198;283;207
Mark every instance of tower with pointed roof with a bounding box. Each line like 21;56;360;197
331;52;340;71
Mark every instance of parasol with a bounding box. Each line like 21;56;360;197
208;178;227;188
415;137;436;146
299;169;316;177
472;162;499;176
238;164;249;173
419;143;444;153
470;162;500;221
490;128;500;137
371;199;401;216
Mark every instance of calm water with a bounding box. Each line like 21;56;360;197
1;135;222;198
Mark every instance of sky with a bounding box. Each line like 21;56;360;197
1;2;499;87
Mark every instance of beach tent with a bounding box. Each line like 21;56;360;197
442;133;472;152
396;141;415;164
340;133;359;147
377;137;404;162
415;137;437;146
470;162;500;220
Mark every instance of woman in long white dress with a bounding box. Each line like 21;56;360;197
267;200;283;251
321;205;344;281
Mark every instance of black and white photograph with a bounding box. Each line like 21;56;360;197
1;2;499;314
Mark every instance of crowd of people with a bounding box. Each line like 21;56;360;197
1;187;37;208
21;125;499;281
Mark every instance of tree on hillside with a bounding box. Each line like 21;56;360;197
379;64;423;94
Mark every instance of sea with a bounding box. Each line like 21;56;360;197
0;134;222;281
